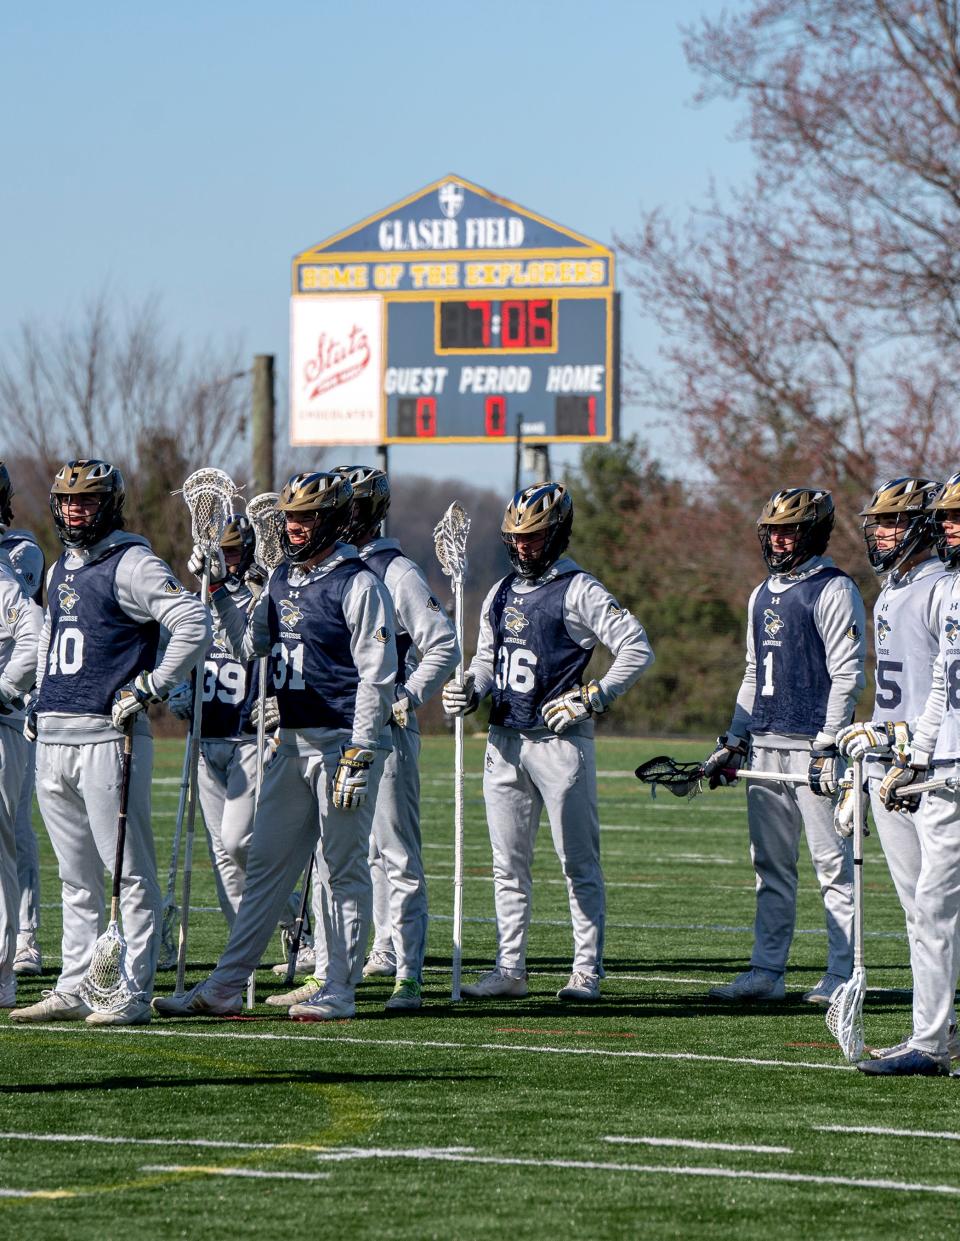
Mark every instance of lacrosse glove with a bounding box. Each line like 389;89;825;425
112;671;165;731
542;680;607;735
392;686;411;729
701;733;749;789
833;771;871;839
332;745;376;811
24;711;38;744
808;731;840;796
187;543;227;588
250;694;281;733
836;720;910;762
442;673;478;717
879;747;930;812
167;681;193;722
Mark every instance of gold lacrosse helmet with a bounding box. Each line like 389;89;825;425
757;487;834;573
334;465;391;544
501;482;573;579
860;477;939;575
926;471;960;569
49;459;126;549
277;471;353;563
220;513;256;583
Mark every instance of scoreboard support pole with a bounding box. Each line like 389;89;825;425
376;444;389;537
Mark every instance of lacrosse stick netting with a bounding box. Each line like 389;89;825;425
434;502;470;1001
246;490;285;572
634;756;706;799
826;757;867;1062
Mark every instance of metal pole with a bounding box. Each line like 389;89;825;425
252;355;275;496
376;444;389;537
513;416;523;496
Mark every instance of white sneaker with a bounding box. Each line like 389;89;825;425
86;997;152;1026
13;935;42;976
461;969;528;999
289;984;356;1022
362;950;397;979
265;976;324;1007
949;1024;960;1062
385;979;422;1011
557;971;601;1002
270;945;317;977
708;968;786;1002
868;1036;910;1060
9;990;92;1023
0;977;16;1009
802;973;847;1006
152;981;242;1017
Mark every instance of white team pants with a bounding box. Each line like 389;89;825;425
746;744;854;977
14;740;39;933
197;739;258;925
206;744;384;998
35;735;161;998
0;724;29;987
908;785;960;1057
482;725;603;977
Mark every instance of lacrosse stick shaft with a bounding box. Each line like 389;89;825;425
164;733;192;903
736;769;810;786
246;658;271;1010
284;853;315;986
893;775;960;798
852;757;865;972
452;573;465;1003
109;732;135;921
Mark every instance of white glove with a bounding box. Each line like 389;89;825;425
836;720;910;761
879;748;930;812
24;711;37;744
442;673;478;717
250;695;280;732
392;693;410;729
112;671;165;731
701;733;749;789
808;730;840;796
331;745;376;811
167;681;193;721
541;680;607;735
187;543;226;586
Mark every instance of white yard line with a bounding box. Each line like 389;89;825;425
0;1131;338;1153
0;1187;75;1199
141;1164;331;1182
814;1125;960;1142
603;1135;793;1154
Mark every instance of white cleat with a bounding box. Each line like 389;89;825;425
708;968;786;1002
86;997;152;1026
460;968;529;999
152;982;242;1018
9;990;92;1023
385;979;422;1012
0;977;16;1009
557;971;601;1002
802;973;848;1006
288;984;356;1022
362;950;397;979
13;935;42;977
271;944;317;977
265;976;325;1008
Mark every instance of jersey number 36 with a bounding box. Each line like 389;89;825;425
495;646;537;693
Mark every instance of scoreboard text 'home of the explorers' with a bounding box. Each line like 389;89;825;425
289;175;619;447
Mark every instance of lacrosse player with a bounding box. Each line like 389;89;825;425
835;479;958;1059
0;462;46;978
704;488;865;1005
859;473;960;1075
9;459;210;1027
275;465;458;1013
443;482;653;1002
153;470;397;1022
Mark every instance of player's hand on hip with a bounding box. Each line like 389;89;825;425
836;720;909;762
701;733;748;789
250;694;280;732
167;681;193;722
442;673;478;717
112;671;164;731
541;680;606;735
392;687;410;729
187;543;226;586
332;745;376;811
23;711;38;744
878;748;930;812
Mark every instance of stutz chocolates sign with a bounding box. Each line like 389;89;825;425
289;297;382;445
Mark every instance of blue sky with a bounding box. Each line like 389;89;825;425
1;1;751;489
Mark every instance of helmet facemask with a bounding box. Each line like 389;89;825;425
49;459;125;550
927;472;960;570
501;483;573;580
334;465;391;545
277;472;353;565
220;514;257;585
757;488;834;574
860;477;939;576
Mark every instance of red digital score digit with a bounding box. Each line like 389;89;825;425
466;301;492;347
416;397;436;437
500;299;553;348
485;396;506;436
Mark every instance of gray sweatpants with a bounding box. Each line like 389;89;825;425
0;724;29;987
206;743;384;998
482;725;603;976
197;738;258;926
746;744;854;977
14;741;39;933
35;735;161;999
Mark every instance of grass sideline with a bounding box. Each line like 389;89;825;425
0;734;954;1240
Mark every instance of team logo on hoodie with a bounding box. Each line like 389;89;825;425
57;583;80;612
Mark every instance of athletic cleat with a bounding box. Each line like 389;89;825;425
868;1037;910;1060
9;990;91;1023
857;1047;950;1076
949;1024;960;1062
385;978;422;1012
289;984;355;1021
152;982;242;1017
802;973;848;1006
460;968;529;999
270;945;317;977
557;971;601;1002
13;935;42;976
265;976;324;1007
708;968;786;1002
0;978;16;1009
85;997;152;1026
362;950;397;979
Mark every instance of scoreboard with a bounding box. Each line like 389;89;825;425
289;176;618;446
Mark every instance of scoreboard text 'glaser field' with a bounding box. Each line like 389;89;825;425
290;175;619;447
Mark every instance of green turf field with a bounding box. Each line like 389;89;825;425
1;735;956;1239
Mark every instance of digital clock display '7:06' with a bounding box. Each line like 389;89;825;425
437;297;555;352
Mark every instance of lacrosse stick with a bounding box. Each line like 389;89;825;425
634;756;810;799
893;774;960;799
826;757;867;1061
284;853;316;986
434;501;471;1002
174;467;238;994
157;737;192;970
78;731;136;1012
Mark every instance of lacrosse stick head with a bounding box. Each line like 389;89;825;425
78;921;136;1012
434;502;470;582
634;756;705;799
825;969;866;1063
246;491;286;571
157;899;179;971
177;468;238;551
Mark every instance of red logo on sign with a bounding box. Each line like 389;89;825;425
304;328;371;398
